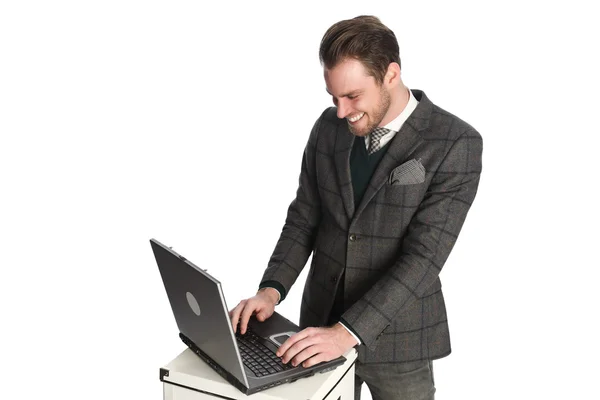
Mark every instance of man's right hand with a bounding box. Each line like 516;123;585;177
229;287;279;334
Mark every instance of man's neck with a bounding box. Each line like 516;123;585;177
380;86;410;127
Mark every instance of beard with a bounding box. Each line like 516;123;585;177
348;87;392;136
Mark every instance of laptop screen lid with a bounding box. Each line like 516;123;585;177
150;238;249;388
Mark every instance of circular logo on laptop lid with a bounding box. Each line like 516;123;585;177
186;292;201;316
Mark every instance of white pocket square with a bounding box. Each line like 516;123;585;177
389;158;426;185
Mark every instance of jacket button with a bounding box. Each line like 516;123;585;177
349;234;356;242
331;276;338;283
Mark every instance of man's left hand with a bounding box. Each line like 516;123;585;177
276;323;358;368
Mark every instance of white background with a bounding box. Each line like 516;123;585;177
1;1;598;399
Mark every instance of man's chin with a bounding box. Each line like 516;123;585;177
347;121;370;137
348;125;370;137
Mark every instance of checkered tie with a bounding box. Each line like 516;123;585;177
367;127;391;155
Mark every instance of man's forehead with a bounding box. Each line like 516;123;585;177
324;63;368;81
324;61;373;96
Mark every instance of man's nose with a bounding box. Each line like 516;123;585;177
336;100;350;119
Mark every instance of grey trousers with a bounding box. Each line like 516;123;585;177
354;360;435;400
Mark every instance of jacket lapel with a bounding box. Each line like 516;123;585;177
352;90;432;222
333;123;356;219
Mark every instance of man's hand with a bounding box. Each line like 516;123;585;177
276;323;358;368
229;288;279;334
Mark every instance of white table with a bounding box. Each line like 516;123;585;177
160;348;357;399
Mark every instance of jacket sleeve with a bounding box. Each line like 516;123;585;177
341;129;483;349
258;109;328;297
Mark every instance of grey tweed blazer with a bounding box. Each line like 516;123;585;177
261;89;482;364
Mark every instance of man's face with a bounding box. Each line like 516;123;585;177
324;58;391;137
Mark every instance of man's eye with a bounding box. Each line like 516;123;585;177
348;95;357;100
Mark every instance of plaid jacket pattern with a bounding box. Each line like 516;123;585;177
261;89;483;363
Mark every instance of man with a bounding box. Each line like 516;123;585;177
229;15;482;400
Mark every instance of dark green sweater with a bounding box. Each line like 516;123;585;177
350;136;390;206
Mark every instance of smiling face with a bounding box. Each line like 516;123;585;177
325;58;393;137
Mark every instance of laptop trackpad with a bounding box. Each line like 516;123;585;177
269;332;296;347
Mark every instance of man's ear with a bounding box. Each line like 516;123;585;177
384;62;401;88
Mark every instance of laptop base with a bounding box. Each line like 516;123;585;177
180;332;292;395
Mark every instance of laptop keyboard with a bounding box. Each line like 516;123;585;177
235;327;294;377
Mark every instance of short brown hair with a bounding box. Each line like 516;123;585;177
319;15;401;85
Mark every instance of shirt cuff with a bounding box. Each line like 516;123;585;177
338;320;362;345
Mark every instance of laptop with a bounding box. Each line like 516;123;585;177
150;238;346;395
